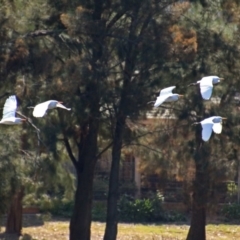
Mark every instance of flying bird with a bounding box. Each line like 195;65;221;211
150;86;184;108
31;100;71;118
192;116;226;142
188;76;224;100
0;95;26;124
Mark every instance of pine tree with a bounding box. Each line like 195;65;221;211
161;1;240;239
102;1;184;239
0;1;75;236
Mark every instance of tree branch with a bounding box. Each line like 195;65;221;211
23;29;65;38
96;141;113;159
106;10;126;32
123;143;163;154
138;12;152;41
16;111;40;132
129;123;189;142
63;137;78;169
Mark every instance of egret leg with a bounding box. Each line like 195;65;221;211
147;101;155;105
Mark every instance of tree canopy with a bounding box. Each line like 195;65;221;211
1;1;240;240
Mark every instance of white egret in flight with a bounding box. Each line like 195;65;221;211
150;86;184;108
31;100;71;118
188;76;224;100
192;116;226;142
0;95;26;124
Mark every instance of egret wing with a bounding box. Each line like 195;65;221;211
212;122;222;134
200;78;213;100
33;102;50;118
154;95;170;108
159;86;176;96
2;95;17;119
201;123;213;141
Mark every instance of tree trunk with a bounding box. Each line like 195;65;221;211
186;127;209;240
238;155;240;204
186;167;207;240
186;198;206;240
69;1;104;239
69;120;99;240
69;166;95;240
103;115;126;240
5;186;25;236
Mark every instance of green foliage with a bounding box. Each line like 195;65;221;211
23;194;74;218
1;1;240;238
92;201;107;222
0;131;23;215
118;192;185;223
119;197;162;222
27;192;186;223
50;199;74;218
225;181;238;203
221;204;240;221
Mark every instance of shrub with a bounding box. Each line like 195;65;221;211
92;201;107;221
118;192;166;223
23;191;186;223
24;193;74;218
119;198;153;222
221;203;240;221
50;199;74;218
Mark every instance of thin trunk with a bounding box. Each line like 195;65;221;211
5;186;24;236
103;115;126;240
186;127;209;240
238;155;240;204
104;6;152;239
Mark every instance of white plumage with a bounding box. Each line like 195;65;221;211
197;116;226;142
189;76;224;100
32;100;71;118
153;86;183;108
0;95;25;124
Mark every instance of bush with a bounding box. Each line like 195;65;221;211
118;192;186;223
92;201;107;221
23;191;186;223
221;204;240;221
24;193;74;218
119;197;153;222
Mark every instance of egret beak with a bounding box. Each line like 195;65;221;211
58;101;63;104
178;95;184;97
222;117;227;120
219;78;224;80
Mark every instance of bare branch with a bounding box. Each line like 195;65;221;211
16;111;40;132
23;29;65;38
106;11;126;32
63;137;78;169
96;141;113;159
123;143;163;154
129;123;189;142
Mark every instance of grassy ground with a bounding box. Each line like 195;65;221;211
1;219;240;240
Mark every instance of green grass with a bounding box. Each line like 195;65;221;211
2;220;240;240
